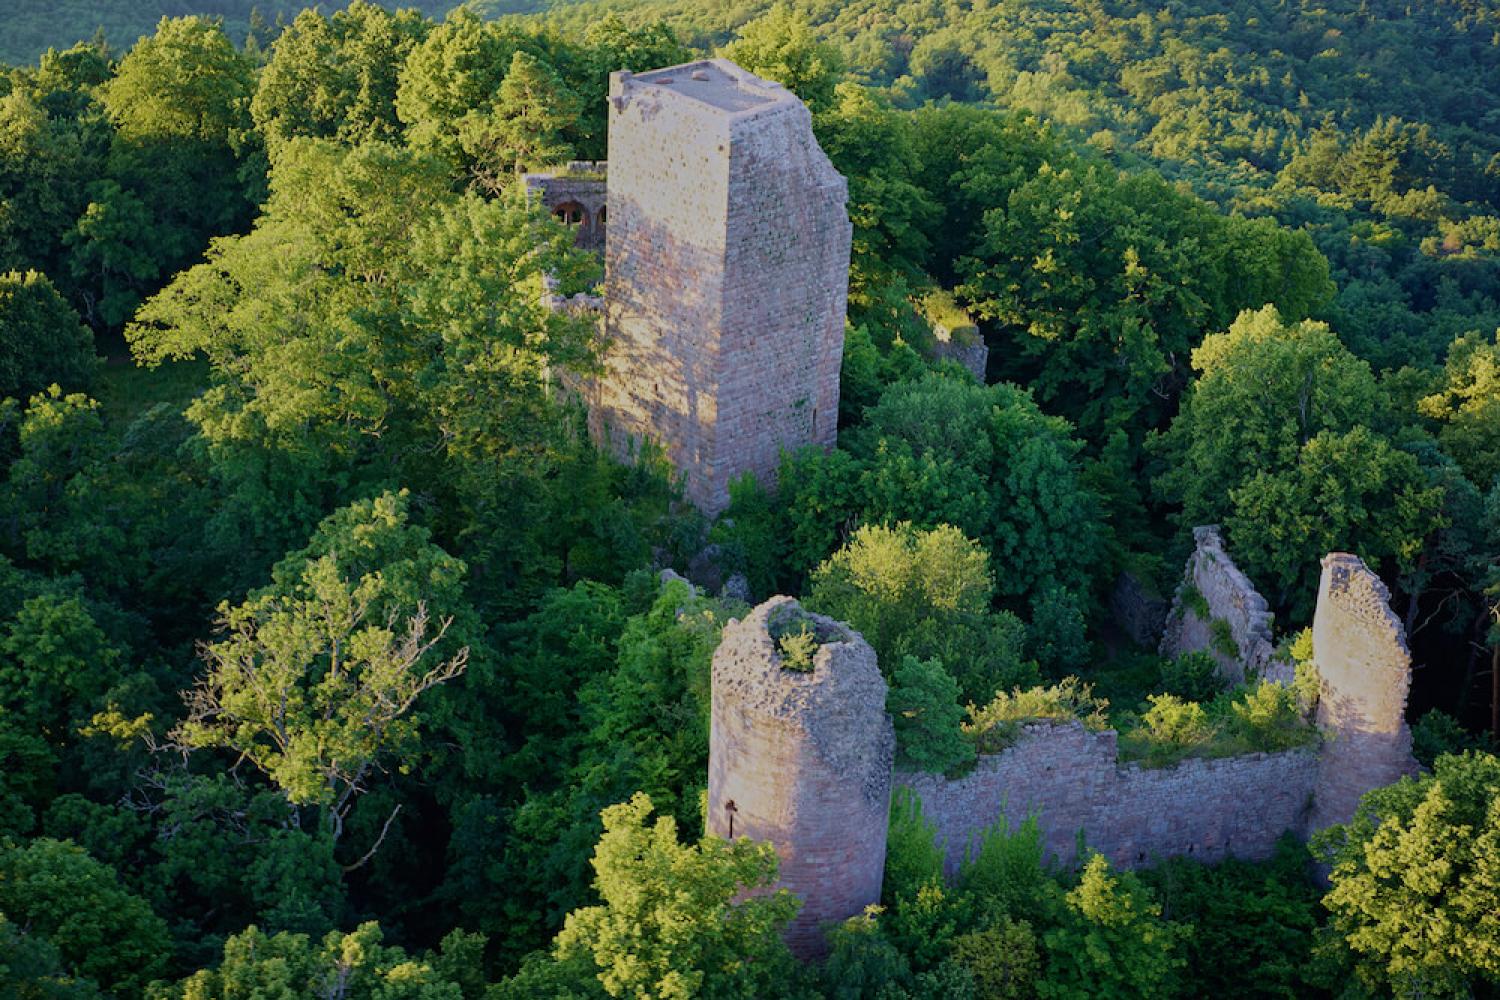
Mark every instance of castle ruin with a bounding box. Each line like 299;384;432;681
527;59;852;515
708;549;1420;956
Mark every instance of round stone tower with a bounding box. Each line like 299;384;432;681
708;596;894;958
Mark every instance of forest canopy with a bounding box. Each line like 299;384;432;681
1;0;1498;997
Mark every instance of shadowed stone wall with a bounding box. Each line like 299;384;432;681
1307;553;1420;831
897;723;1318;874
1161;525;1283;682
595;59;851;515
708;597;893;958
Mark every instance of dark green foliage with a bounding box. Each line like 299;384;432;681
1159;651;1225;704
888;656;972;774
1142;839;1324;1000
0;1;1496;995
0;838;170;996
1411;709;1487;769
0;272;98;401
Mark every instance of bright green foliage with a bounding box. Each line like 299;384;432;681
720;5;844;111
964;679;1110;755
808;522;1034;702
146;922;477;1000
1129;694;1215;764
1419;330;1500;488
0;838;170;997
1226;681;1315;753
950;919;1041;1000
813;83;937;290
0;91;95;281
1155;304;1384;531
1314;751;1500;998
173;492;472;836
554;792;800;1000
395;9;527;168
99;16;258;319
0;272;97;400
462;50;577;186
1225;426;1443;613
252;2;430;149
127;137;597;574
1038;854;1186;999
888;656;973;774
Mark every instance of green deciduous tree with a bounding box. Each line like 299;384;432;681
1155;304;1385;530
146;922;481;1000
173;491;472;842
0;271;98;400
808;522;1034;702
1038;854;1186;999
888;656;973;773
250;2;430;149
1419;329;1500;489
1313;751;1500;998
1225;426;1443;614
720;4;844;111
554;792;801;1000
0;838;170;997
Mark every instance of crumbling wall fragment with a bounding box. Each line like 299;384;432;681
1306;553;1420;832
1160;525;1282;682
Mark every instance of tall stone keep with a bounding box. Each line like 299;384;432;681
1307;553;1420;832
596;60;852;515
708;597;893;958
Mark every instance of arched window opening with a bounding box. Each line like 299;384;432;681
554;201;585;226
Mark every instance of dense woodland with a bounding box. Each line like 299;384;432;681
0;0;1498;997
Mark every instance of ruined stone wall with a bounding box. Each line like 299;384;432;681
522;162;608;250
708;597;893;958
897;723;1318;874
1307;553;1420;832
596;60;850;515
1160;525;1283;682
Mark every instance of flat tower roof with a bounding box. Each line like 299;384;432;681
626;59;796;115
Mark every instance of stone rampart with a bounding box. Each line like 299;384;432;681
1161;525;1283;683
897;722;1318;874
522;162;607;251
708;597;893;958
1307;553;1420;832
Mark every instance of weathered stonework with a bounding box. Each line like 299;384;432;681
522;161;607;251
1306;553;1420;832
592;60;852;516
898;723;1318;873
708;597;893;958
1160;525;1283;683
708;553;1423;920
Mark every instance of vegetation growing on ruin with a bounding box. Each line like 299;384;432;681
0;0;1498;996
